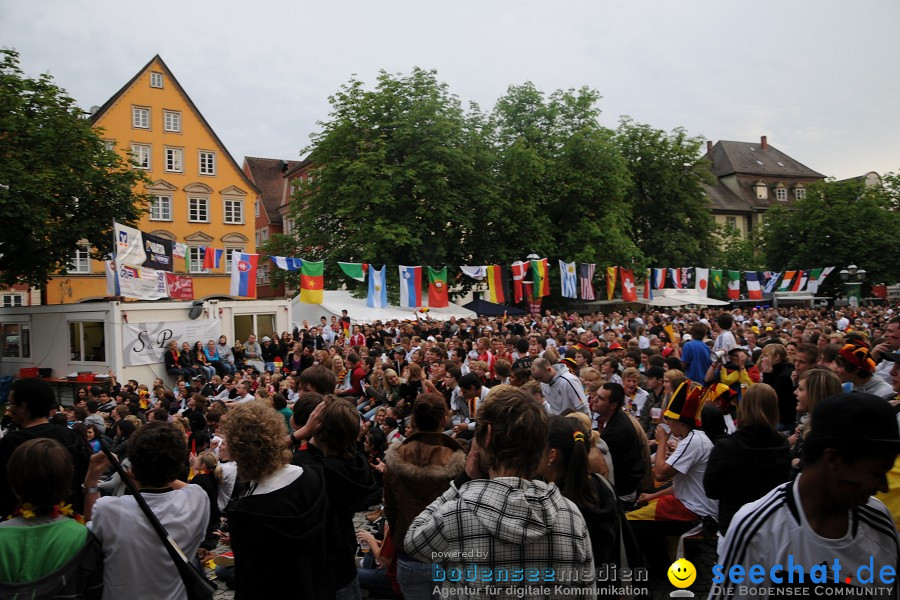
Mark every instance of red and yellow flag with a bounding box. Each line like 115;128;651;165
606;267;617;301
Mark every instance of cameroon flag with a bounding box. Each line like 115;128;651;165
300;260;324;304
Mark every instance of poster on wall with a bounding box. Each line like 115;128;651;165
123;318;221;366
142;232;174;272
118;264;167;300
164;273;194;300
114;222;146;266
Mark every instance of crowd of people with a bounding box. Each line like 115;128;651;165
1;302;899;599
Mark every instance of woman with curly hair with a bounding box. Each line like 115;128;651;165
221;401;329;599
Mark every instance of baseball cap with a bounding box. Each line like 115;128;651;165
608;342;623;350
682;334;692;341
809;392;900;449
262;336;271;342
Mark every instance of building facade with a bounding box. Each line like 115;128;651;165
45;55;259;304
703;136;826;238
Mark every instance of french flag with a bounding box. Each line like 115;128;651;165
229;251;258;298
203;247;224;269
745;271;763;300
652;268;666;289
669;268;682;289
399;265;422;308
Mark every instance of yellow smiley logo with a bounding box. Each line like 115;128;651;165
667;558;696;588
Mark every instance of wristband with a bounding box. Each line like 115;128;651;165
82;483;99;495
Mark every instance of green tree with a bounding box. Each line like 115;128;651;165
761;175;900;297
711;224;765;272
0;49;148;287
274;68;497;299
615;118;717;267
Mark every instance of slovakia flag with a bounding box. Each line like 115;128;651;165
229;251;258;297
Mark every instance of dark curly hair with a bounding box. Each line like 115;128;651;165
128;422;187;487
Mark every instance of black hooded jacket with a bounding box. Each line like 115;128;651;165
292;445;377;592
703;424;791;533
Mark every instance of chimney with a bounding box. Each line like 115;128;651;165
707;140;713;155
760;135;768;150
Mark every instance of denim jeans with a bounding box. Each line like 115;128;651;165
397;555;437;600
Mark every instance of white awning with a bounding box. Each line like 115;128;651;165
291;290;477;326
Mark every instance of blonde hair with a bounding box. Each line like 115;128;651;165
221;401;291;481
621;367;641;380
737;383;779;428
579;367;602;384
195;450;223;483
798;367;842;439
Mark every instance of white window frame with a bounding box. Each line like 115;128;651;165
1;321;31;359
150;195;173;221
257;263;270;286
132;106;150;129
103;139;116;152
283;217;293;235
254;200;260;217
69;321;106;363
223;198;244;224
69;243;91;274
255;231;261;247
163;110;181;133
165;147;183;173
2;294;23;308
131;143;151;170
150;72;163;88
726;216;737;230
199;151;216;176
775;187;788;202
261;227;269;242
188;247;209;274
224;246;244;274
188;197;209;223
794;187;806;200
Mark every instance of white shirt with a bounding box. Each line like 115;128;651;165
712;475;900;600
217;461;238;511
666;428;718;519
89;485;209;600
713;330;737;353
626;387;650;417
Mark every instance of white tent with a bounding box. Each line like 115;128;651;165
639;288;730;307
291;290;477;326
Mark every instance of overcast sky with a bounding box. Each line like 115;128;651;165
3;0;898;180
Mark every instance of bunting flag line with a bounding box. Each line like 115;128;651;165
680;268;691;290
745;271;762;300
172;243;186;260
763;271;781;295
710;269;723;295
606;267;617;301
229;251;258;298
816;267;835;291
694;268;709;297
486;265;506;304
531;259;550;298
620;268;637;302
367;265;387;308
271;256;303;271
727;270;741;300
791;270;808;292
460;265;487;280
338;262;367;281
779;270;797;291
560;260;577;299
511;261;527;303
652;268;666;290
203;247;224;270
300;260;324;304
428;266;449;308
643;268;653;300
579;263;596;301
399;266;422;308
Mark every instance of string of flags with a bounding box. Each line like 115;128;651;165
108;221;837;306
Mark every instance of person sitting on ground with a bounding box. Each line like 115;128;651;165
0;438;104;599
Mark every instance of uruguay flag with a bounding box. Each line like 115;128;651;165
229;251;258;298
367;265;388;308
399;266;422;307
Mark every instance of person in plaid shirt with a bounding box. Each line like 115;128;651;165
404;384;596;599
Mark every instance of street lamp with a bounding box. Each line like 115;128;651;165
838;264;866;307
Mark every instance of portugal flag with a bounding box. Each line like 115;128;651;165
428;266;449;308
300;260;324;304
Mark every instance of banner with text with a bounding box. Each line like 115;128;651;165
123;318;221;366
118;263;167;300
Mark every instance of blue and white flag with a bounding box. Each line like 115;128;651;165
763;272;781;294
399;265;422;308
559;260;577;299
271;256;303;271
367;265;388;308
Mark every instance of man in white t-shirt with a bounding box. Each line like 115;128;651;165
712;313;737;354
83;421;209;600
712;392;900;600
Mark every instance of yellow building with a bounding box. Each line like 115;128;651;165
46;55;259;304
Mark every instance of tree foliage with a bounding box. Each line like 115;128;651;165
761;176;900;296
0;49;148;287
614;118;717;268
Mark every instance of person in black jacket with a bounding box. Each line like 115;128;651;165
291;396;377;599
591;382;648;502
163;340;192;380
758;342;796;430
703;383;791;533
